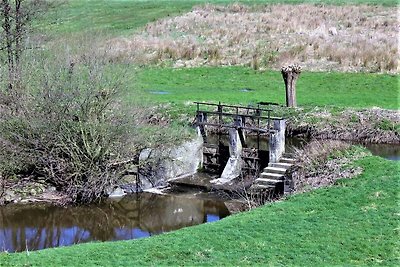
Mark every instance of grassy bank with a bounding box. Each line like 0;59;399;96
1;156;398;266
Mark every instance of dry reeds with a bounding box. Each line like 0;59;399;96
291;140;369;192
105;4;399;72
287;107;400;144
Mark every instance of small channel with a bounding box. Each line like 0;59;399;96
0;193;229;253
362;143;400;161
1;137;398;253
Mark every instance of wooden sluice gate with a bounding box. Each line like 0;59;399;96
195;102;280;172
169;102;294;194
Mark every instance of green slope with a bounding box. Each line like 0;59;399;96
39;0;398;36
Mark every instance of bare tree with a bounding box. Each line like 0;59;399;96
0;0;48;92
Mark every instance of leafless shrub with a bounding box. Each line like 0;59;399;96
290;140;369;192
0;0;51;92
0;51;139;203
106;4;398;72
243;190;277;210
217;176;279;211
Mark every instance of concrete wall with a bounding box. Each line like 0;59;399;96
269;119;286;163
138;131;203;190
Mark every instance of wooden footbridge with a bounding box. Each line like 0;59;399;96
170;102;294;194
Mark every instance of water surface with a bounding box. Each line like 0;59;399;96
0;193;229;253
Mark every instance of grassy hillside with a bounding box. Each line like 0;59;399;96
32;0;399;112
39;0;398;36
1;156;398;266
110;4;397;72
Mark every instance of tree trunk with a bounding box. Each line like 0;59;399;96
281;64;302;107
14;0;23;86
1;0;14;91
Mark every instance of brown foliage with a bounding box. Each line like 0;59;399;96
286;108;400;144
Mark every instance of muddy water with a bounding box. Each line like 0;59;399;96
0;193;229;253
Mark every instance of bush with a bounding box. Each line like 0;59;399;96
0;54;136;203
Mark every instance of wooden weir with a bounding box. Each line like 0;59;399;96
195;102;282;177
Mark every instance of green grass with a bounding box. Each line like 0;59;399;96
32;0;400;113
133;66;399;110
1;156;398;266
38;0;196;35
38;0;398;36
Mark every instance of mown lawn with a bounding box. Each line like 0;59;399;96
133;67;399;110
1;156;398;266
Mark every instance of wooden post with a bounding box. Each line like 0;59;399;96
196;112;207;143
281;64;302;107
234;116;247;148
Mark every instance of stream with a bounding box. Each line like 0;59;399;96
0;137;398;253
0;193;229;253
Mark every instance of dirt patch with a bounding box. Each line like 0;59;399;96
0;176;70;205
106;4;398;73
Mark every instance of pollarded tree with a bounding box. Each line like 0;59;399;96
281;64;302;107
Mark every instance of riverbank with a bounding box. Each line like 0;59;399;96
1;155;398;266
285;107;399;144
1;135;398;206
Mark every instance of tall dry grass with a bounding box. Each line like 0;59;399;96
291;140;369;192
106;4;398;72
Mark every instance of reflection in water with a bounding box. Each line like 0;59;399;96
0;193;230;252
363;143;400;161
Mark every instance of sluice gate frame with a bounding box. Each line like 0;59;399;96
194;102;285;178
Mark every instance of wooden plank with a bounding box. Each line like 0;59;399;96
194;101;273;112
196;122;276;133
197;110;283;120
